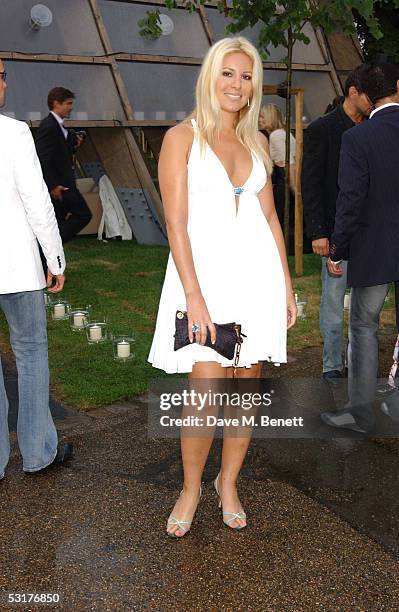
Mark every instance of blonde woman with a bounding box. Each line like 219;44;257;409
149;37;296;537
259;104;296;228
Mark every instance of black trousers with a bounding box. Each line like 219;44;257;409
53;187;92;244
272;166;312;256
39;186;92;275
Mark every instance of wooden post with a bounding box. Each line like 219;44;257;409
198;6;214;45
88;0;134;119
123;128;165;223
0;50;344;73
88;0;166;228
313;27;343;97
294;89;304;277
263;84;304;274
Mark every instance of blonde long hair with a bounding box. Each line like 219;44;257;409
187;37;273;175
260;103;285;134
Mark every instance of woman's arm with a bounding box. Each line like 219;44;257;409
257;133;297;329
158;125;215;344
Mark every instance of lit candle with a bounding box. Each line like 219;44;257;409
73;312;86;328
89;325;102;341
117;340;130;358
53;303;66;319
297;302;305;318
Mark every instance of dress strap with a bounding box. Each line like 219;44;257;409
190;118;199;150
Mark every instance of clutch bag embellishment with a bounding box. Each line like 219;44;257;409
173;311;245;369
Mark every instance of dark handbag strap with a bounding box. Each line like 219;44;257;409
233;325;246;376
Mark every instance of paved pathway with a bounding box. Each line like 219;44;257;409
1;384;399;611
4;359;69;432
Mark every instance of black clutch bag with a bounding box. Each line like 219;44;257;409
174;311;245;365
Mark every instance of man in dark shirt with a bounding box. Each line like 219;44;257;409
302;66;372;385
35;87;91;244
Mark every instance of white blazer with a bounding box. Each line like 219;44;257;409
0;114;65;294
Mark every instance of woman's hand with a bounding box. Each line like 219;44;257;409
186;291;216;346
287;291;297;329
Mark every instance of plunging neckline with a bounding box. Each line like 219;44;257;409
207;144;255;199
190;118;254;214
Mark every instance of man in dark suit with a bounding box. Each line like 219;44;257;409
323;62;399;432
302;66;372;385
35;87;91;244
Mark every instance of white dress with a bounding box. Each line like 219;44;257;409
148;120;287;373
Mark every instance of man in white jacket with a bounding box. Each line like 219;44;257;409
0;60;72;477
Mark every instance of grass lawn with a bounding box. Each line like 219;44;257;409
0;238;395;409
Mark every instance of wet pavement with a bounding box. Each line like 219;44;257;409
2;385;399;611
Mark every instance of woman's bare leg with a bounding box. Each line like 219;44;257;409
218;362;262;528
167;361;226;536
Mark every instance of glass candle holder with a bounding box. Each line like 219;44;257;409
51;298;70;320
111;334;135;362
296;301;307;320
86;318;108;344
44;290;54;309
69;306;90;332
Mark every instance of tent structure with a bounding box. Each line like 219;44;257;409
0;1;364;261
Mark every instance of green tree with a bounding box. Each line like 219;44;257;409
140;1;393;249
355;1;399;62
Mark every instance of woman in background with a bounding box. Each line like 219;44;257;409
259;104;296;231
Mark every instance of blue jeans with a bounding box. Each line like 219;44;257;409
348;284;389;417
0;290;58;477
320;257;348;372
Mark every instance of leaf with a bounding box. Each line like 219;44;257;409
138;9;163;40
